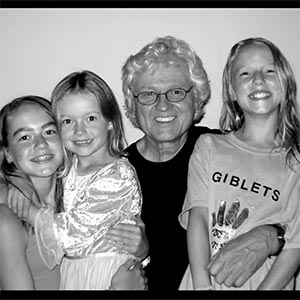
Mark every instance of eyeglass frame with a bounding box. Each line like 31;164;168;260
131;86;194;105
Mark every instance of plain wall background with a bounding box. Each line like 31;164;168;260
1;9;299;144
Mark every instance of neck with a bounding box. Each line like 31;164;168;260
235;114;279;148
137;132;188;162
76;150;116;174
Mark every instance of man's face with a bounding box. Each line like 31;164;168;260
131;63;195;144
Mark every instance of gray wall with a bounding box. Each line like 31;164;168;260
1;9;299;144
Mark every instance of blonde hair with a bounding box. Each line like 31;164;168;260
220;37;300;168
51;70;127;162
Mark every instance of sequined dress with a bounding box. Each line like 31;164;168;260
34;157;142;290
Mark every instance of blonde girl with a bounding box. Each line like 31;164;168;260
179;37;300;290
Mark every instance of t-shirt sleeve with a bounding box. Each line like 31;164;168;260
179;135;211;230
282;169;300;250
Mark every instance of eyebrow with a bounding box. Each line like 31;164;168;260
13;121;56;137
60;111;102;118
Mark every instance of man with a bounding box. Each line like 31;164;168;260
121;36;284;291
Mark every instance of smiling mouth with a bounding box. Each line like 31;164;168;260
155;116;176;123
31;154;54;163
73;139;92;146
249;91;272;100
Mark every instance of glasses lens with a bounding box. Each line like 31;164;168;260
138;91;157;104
167;88;186;102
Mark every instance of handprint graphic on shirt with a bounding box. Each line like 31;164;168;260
211;199;249;255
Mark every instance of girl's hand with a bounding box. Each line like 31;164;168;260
106;215;149;259
6;185;32;220
6;185;39;224
110;258;148;290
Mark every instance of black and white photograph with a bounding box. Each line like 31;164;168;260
0;4;299;299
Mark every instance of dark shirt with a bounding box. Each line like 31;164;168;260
126;126;221;291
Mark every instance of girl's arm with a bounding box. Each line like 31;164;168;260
0;179;8;204
258;248;300;290
187;206;212;289
0;203;35;289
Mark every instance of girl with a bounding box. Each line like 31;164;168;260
0;95;145;290
179;37;300;290
21;70;147;290
0;96;64;289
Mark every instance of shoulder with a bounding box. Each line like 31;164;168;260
191;126;221;136
195;131;223;146
192;133;229;159
0;204;27;247
187;126;221;148
115;157;138;177
103;157;140;186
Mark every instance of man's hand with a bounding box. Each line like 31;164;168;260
106;215;148;259
207;225;279;287
110;258;148;290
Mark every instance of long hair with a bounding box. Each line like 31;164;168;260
0;96;65;227
51;70;127;160
122;35;211;127
220;37;300;168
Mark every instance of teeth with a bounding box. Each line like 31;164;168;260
155;116;175;122
249;91;271;99
74;139;92;145
32;154;53;162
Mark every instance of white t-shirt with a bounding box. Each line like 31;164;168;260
179;132;300;290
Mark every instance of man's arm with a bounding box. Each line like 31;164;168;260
110;258;147;290
258;248;300;290
207;225;280;287
106;215;148;259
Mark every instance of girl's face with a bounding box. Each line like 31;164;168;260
230;43;284;118
5;104;63;178
57;92;111;164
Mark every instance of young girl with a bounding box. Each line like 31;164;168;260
0;96;64;289
19;70;147;290
179;37;300;290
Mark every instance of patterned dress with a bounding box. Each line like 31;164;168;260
34;157;142;290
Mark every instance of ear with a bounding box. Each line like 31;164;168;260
107;122;113;131
4;148;13;164
193;99;203;122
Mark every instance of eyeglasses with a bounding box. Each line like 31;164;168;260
132;86;193;105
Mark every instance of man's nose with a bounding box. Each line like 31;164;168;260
155;93;171;111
